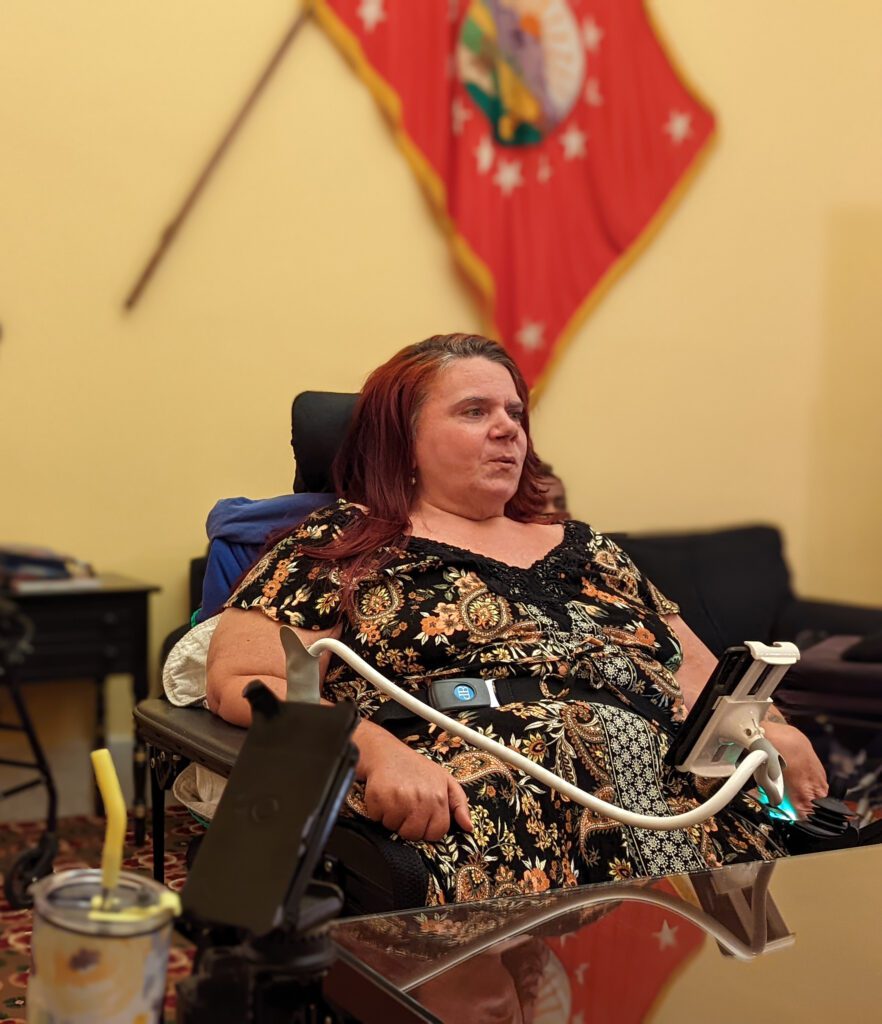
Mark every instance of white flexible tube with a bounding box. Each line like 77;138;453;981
309;638;771;832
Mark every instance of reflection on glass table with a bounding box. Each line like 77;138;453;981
327;844;881;1024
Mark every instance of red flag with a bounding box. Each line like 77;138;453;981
314;0;715;389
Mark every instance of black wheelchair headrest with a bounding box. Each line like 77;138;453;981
291;391;358;493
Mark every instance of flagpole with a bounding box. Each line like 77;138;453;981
124;5;313;310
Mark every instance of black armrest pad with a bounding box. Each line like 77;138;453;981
134;699;244;778
842;629;882;663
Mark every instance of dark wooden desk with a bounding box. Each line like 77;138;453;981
8;574;158;841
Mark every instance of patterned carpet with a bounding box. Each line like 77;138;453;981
0;806;202;1023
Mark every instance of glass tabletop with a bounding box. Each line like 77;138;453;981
327;844;882;1023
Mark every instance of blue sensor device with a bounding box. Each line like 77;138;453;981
428;678;494;712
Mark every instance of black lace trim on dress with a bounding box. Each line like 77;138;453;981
405;520;596;620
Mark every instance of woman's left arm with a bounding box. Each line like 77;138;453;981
664;614;828;817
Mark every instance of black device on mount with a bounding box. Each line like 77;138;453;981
175;681;365;1023
664;645;756;770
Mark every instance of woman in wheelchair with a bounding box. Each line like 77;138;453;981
206;333;826;904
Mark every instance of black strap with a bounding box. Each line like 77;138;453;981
371;676;674;735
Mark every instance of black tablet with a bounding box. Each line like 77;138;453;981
664;645;754;769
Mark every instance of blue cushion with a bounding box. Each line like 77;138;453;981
196;493;334;622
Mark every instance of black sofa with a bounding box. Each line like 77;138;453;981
607;524;882;657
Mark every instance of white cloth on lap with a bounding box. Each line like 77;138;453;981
162;615;219;707
173;763;225;822
163;615;225;818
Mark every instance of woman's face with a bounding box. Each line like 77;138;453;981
538;474;570;519
412;357;528;519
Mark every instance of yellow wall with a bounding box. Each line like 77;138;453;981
1;0;880;728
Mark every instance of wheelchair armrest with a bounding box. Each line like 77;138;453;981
134;697;434;913
134;699;245;779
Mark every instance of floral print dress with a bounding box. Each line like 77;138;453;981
228;501;786;904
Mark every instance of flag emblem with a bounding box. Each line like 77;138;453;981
458;0;586;145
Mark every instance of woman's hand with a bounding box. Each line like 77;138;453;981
356;721;473;842
761;718;828;817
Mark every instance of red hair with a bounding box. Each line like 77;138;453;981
311;334;546;606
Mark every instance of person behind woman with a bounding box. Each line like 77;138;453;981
206;334;826;904
536;460;571;520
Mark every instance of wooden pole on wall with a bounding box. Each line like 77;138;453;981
124;6;312;311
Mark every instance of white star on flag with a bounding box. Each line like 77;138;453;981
515;320;545;350
574;962;589;984
582;16;604;52
537;156;553;183
451;97;472;135
560;124;588;160
357;0;386;33
652;919;679;950
664;110;693;144
475;135;495;175
584;77;604;107
493;157;524;196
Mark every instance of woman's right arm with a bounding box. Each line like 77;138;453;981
205;607;472;840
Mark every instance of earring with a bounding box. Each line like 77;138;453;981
410;473;417;486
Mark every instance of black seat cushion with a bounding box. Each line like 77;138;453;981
326;818;430;915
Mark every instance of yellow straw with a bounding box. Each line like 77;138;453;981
90;748;127;909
